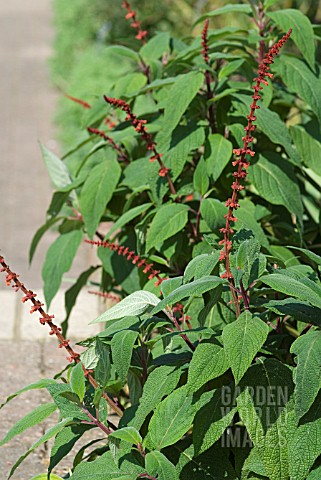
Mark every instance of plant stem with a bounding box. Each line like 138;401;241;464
81;404;112;436
165;307;195;351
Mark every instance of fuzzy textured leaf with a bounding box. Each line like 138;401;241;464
187;343;229;393
146;203;189;252
91;291;160;323
222;311;269;384
42;230;83;308
146;451;179;480
111;330;138;385
205;133;233;183
261;274;321;309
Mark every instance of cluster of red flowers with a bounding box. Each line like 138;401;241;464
64;94;91;109
219;29;292;279
121;0;147;43
85;239;166;287
201;19;210;64
104;96;174;187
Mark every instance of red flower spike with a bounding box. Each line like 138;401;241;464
219;29;292;288
201;19;210;64
121;0;147;45
65;94;91;109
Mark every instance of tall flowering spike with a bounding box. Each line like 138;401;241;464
0;255;123;416
201;19;210;64
220;29;292;282
104;96;176;194
85;239;167;286
121;0;147;44
65;94;91;109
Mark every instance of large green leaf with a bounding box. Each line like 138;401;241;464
152;276;225;314
183;252;220;284
248;154;303;225
40;143;72;190
288;390;321;480
140;32;170;62
205;133;233;183
222;311;269;384
91;291;160;323
80;153;121;238
268;9;315;71
146;203;189;252
49;424;89;474
8;418;74;479
71;450;145;479
193;387;237;455
145;451;179;480
263;298;321;327
261;274;321;309
273;55;321;125
187;343;229;393
290;330;321;419
173;443;237;479
109;426;142;445
290;126;321;177
111;330;138;385
105;203;152;239
160;71;204;138
193;156;209;196
130;365;181;430
0;402;57;446
42;230;83;307
29;216;62;264
237;359;295;480
146;386;197;450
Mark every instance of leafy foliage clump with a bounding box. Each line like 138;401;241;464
1;1;321;479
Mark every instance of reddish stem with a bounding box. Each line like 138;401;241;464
87;127;129;164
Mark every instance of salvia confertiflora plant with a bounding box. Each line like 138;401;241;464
1;1;321;479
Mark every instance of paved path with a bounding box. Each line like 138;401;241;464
0;2;107;477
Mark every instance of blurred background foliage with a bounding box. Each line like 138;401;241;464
51;0;321;151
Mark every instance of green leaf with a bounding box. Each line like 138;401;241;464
146;386;197;450
70;363;86;402
235;237;266;289
290;126;321;177
194;387;237;455
173;443;237;479
80;154;121;238
146;451;179;480
184;252;220;284
111;330;138;385
187;343;229;393
235;200;269;248
161;71;204;138
8;418;74;479
235;96;300;165
29;216;62;264
146;203;189;252
91;291;160;323
248;154;303;225
222;311;269;384
71;450;145;479
237;359;295;480
195;4;251;25
200;198;226;232
268;9;315;71
261;274;321;309
264;298;321;327
46;384;88;421
62;266;98;336
105;203;152;239
40;143;72;190
152;276;225;314
95;337;111;388
110;426;142;445
218;59;244;80
288;390;321;480
287;246;321;267
193;157;209;195
0;402;57;446
140;32;170;62
291;330;321;419
130;365;181;430
49;424;89;474
205;133;233;183
0;379;56;409
273;55;321;125
42;230;83;308
106;45;140;62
